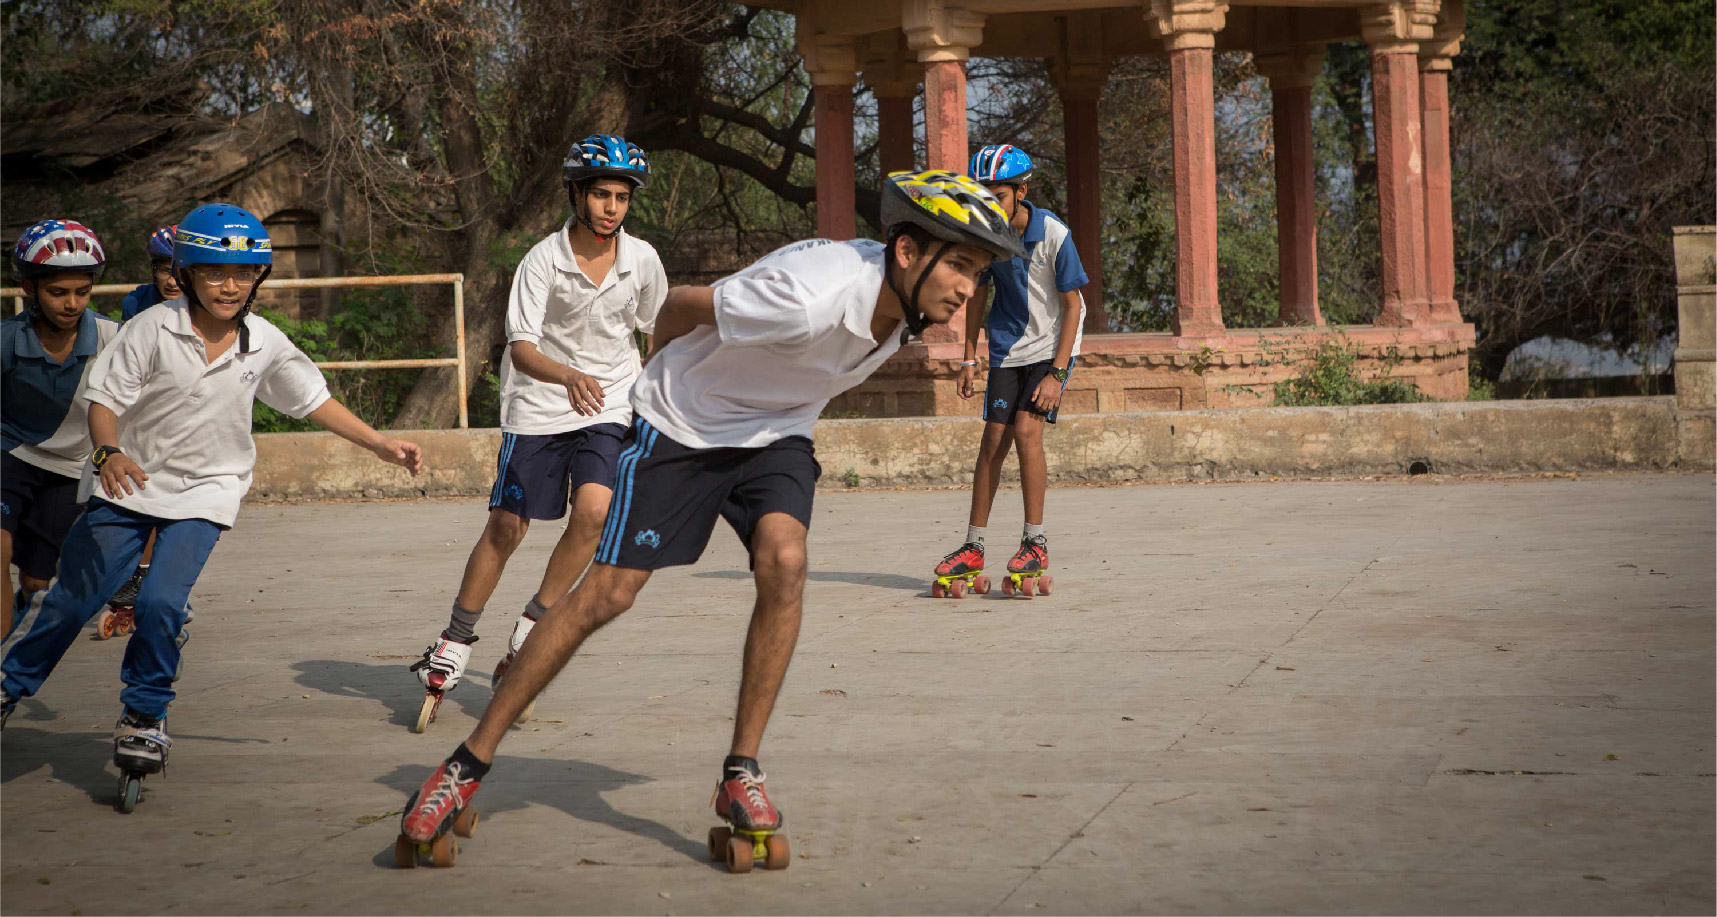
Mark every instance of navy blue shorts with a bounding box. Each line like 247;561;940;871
983;358;1075;425
1;451;84;580
595;418;820;571
489;424;628;520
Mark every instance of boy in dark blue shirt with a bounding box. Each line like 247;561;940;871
119;226;181;321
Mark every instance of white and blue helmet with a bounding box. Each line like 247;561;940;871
969;144;1034;185
562;134;650;190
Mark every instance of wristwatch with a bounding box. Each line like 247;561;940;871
1049;366;1071;383
92;445;123;469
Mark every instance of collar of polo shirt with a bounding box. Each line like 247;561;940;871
552;218;636;282
12;309;103;360
162;298;262;354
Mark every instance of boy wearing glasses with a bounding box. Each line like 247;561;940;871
1;204;423;799
120;226;182;321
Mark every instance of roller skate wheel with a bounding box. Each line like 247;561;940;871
116;774;141;814
119;613;136;635
972;576;991;595
1038;575;1053;595
516;699;536;726
97;610;119;640
708;826;732;862
413;692;440;734
726;835;755;873
763;833;791;870
949;579;966;599
430;831;458;867
930;581;947;599
394;835;419;868
1001;576;1017;597
1020;576;1036;598
452;806;479;838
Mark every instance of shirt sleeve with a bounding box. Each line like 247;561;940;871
83;320;158;417
712;267;834;349
1052;232;1089;293
256;340;333;420
632;248;668;335
504;247;554;346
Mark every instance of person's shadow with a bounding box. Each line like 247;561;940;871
370;756;710;868
694;569;929;591
292;658;495;730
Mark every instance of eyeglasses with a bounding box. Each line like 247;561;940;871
190;268;260;287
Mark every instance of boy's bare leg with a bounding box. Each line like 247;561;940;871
1013;413;1048;526
730;512;809;758
464;562;651;761
965;421;1015;528
454;509;531;611
532;484;612;605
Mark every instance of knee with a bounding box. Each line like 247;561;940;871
482;513;530;553
753;542;808;587
570;502;609;539
1012;422;1044;447
979;426;1011;458
19;575;50;595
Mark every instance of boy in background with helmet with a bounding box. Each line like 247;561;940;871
0;204;423;805
395;171;1023;869
409;134;666;731
933;145;1087;599
120;225;182;321
2;220;119;638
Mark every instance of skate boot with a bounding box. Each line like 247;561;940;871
112;710;170;814
931;542;990;599
492;614;537;725
408;634;475;734
708;759;790;873
97;568;146;640
395;758;482;868
1001;535;1053;598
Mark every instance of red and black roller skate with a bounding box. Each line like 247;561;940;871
1001;535;1053;598
931;542;990;599
96;569;144;640
395;758;483;868
708;761;790;873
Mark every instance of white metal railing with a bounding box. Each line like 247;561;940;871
3;273;469;428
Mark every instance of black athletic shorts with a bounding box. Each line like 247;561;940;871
489;423;628;520
594;418;821;571
983;358;1076;425
0;451;84;580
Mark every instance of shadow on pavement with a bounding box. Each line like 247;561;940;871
694;569;928;591
291;658;494;730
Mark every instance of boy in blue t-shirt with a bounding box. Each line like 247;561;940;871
934;145;1086;598
119;226;181;321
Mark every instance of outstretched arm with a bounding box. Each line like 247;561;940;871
306;400;424;475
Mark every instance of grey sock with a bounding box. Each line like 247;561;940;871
1023;522;1046;542
965;525;986;547
445;601;482;643
523;597;549;621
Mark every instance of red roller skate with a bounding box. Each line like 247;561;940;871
1000;535;1053;598
708;761;790;873
97;569;144;640
930;542;990;599
395;758;483;868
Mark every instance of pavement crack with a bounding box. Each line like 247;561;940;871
988;782;1133;916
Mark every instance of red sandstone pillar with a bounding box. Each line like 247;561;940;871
1168;46;1223;338
875;90;917;176
1060;86;1107;332
922;60;968;174
813;82;857;240
1259;51;1323;326
1368;48;1431;328
1419;64;1458;323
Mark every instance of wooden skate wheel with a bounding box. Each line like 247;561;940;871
452;806;479;838
763;834;791;870
430;831;457;867
394;835;419;868
708;826;732;862
726;835;754;873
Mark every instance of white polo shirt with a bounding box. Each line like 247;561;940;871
499;223;666;435
630;238;902;449
82;298;332;527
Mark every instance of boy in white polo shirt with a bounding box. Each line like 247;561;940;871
0;204;422;801
396;172;1024;866
409;134;665;730
934;145;1086;599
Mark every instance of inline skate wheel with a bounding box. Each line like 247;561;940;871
413;693;440;734
116;774;141;814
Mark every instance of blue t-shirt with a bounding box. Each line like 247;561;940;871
121;282;166;321
978;202;1088;368
1;310;107;454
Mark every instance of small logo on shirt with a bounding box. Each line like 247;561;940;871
633;529;662;549
504;484;525;503
240;370;258;383
624;296;636;310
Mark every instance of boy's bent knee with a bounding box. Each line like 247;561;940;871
482;512;530;550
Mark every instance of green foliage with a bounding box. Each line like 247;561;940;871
1263;337;1430;407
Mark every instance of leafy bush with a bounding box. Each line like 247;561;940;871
1267;338;1431;407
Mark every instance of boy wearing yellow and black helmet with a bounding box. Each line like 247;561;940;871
396;171;1021;870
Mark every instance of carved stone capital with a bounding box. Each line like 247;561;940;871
903;0;986;63
1419;0;1464;70
1359;1;1440;54
796;20;856;86
1254;46;1325;90
1146;0;1229;52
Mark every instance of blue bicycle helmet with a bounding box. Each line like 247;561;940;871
174;203;273;348
562;134;650;242
969;144;1034;185
146;225;177;260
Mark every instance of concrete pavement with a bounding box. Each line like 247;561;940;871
2;473;1712;914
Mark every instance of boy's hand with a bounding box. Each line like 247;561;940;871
562;368;606;416
1031;375;1065;412
958;364;978;399
373;439;425;476
99;455;148;500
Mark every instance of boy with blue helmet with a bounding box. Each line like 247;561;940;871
119;226;182;321
409;134;666;733
2;220;120;637
0;203;424;811
931;145;1087;599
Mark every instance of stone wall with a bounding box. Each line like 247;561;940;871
1672;226;1715;469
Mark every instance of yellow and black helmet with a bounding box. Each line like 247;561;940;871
881;170;1025;263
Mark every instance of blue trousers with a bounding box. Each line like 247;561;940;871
2;500;221;718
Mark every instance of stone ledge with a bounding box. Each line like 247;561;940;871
248;397;1710;501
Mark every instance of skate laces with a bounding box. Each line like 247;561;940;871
115;715;170;747
945;542;983;562
419;762;473;814
727;766;769;810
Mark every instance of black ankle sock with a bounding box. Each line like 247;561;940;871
723;754;761;778
449;742;492;781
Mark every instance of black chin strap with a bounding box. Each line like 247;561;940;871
183;265;269;352
887;239;952;346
